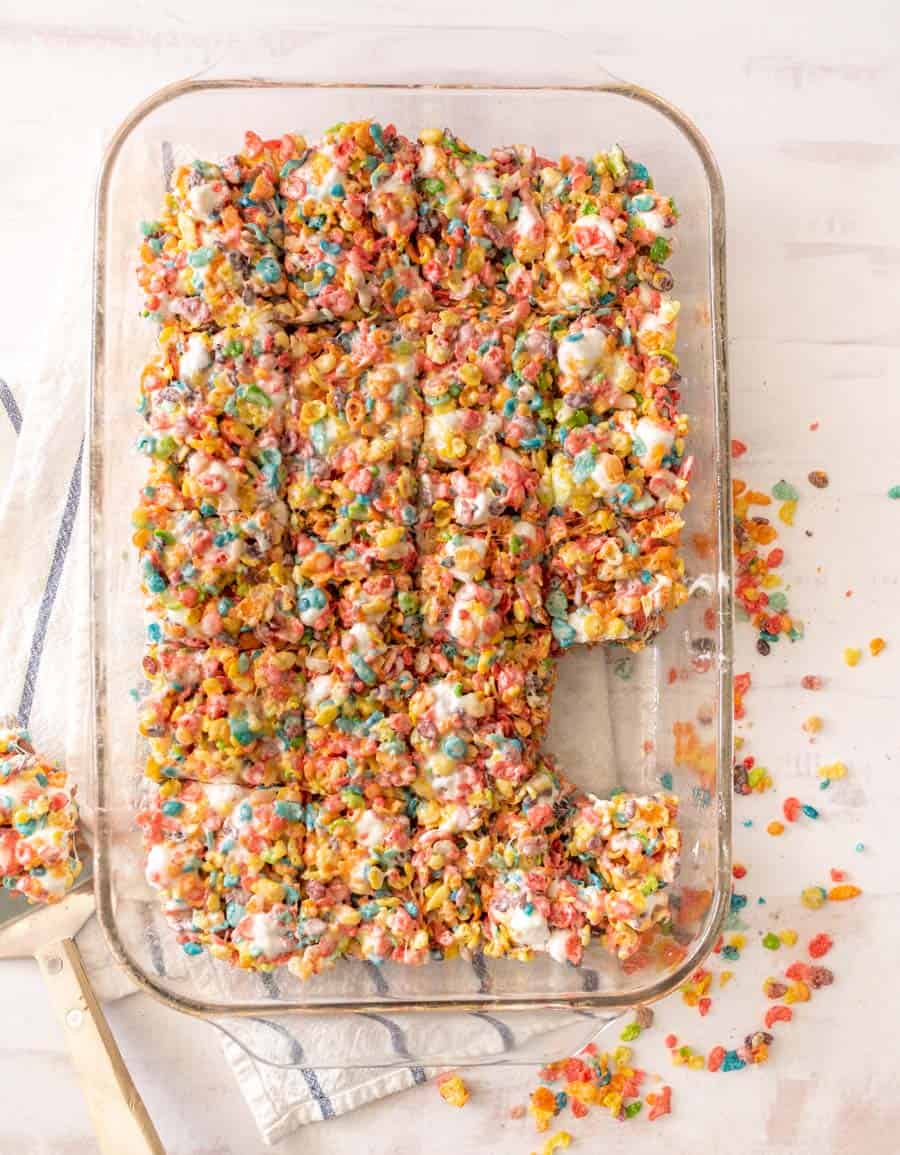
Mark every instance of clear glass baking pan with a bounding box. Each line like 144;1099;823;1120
90;34;731;1066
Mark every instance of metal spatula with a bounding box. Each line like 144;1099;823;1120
0;870;165;1155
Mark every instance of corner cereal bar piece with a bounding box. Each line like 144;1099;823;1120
137;132;303;328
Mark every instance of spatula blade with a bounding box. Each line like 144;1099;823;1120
0;881;95;958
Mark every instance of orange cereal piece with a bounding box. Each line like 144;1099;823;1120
782;796;801;822
828;884;861;901
529;1086;557;1133
764;1004;793;1029
869;637;886;656
767;820;785;836
646;1085;672;1121
707;1046;725;1072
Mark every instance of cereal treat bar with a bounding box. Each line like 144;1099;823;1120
0;719;82;904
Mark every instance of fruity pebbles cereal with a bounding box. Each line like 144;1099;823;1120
134;122;690;977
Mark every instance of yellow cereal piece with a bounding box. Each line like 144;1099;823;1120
534;1132;572;1155
819;761;847;780
784;980;810;1004
779;929;798;946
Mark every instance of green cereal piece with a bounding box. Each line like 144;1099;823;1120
772;480;799;502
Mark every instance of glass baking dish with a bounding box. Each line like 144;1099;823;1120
90;41;732;1065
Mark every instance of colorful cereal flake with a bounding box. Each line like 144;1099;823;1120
436;1073;470;1108
527;1046;667;1131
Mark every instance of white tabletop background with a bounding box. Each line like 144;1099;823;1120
2;2;900;1153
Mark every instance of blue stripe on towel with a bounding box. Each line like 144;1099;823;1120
17;438;84;727
0;379;22;434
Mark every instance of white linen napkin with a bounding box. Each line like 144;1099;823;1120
0;215;625;1143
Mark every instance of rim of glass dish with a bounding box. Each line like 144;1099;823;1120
90;75;733;1020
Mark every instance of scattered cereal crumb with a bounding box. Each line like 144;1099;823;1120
707;1046;726;1072
801;886;828;910
762;932;781;950
510;1105;526;1120
767;820;785;836
855;842;865;852
764;1005;793;1029
802;715;823;734
819;761;847;781
437;1074;470;1108
869;637;886;656
772;480;799;502
888;485;900;500
533;1131;572;1155
809;421;819;431
646;1086;672;1121
731;439;748;458
843;647;862;667
828;884;861;901
634;1004;654;1029
784;979;811;1004
801;675;824;690
779;929;798;946
783;797;801;822
808;933;833;959
778;500;797;525
807;470;829;488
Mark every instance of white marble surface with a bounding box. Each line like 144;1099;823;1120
2;2;900;1152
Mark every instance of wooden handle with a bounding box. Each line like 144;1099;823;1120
35;937;165;1155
